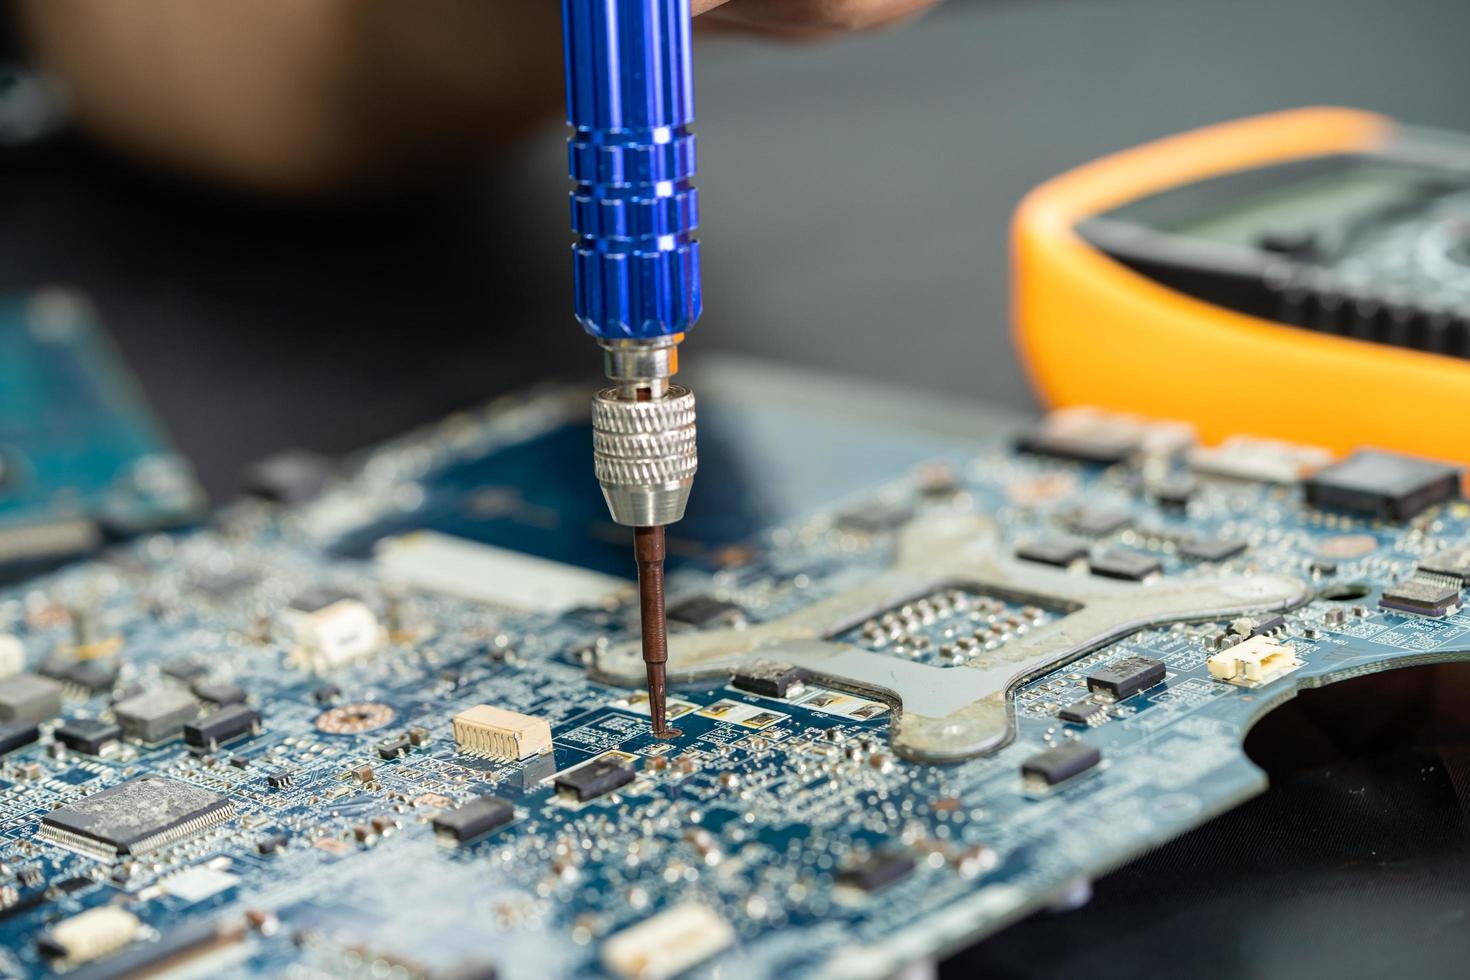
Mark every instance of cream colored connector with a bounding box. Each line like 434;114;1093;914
452;704;553;761
1207;634;1301;687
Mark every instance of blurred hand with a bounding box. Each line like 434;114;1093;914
14;0;937;196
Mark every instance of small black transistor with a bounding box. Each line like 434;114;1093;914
55;718;121;755
1021;742;1101;786
667;595;745;629
184;704;260;749
1304;450;1460;522
1088;549;1161;582
1178;536;1248;563
257;833;288;854
1057;700;1105;725
555;757;635;802
432;795;515;843
190;679;247;706
732;662;810;699
1015;537;1088;568
0;722;39;756
836;851;916;893
377;736;412;760
1086;656;1166;700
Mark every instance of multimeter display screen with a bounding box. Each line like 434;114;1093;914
1166;161;1446;250
1084;144;1470;348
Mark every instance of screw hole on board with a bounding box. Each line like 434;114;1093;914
1319;582;1371;602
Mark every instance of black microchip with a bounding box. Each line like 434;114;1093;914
55;718;121;755
1015;537;1088;568
1061;507;1130;537
0;722;39;755
836;850;915;892
1021;742;1102;786
1249;615;1286;636
731;662;810;699
1419;546;1470;584
1057;700;1105;725
244;449;337;504
432;795;515;843
50;876;92;895
190;679;247;706
38;658;119;694
377;735;411;760
1088;549;1161;582
40;776;232;857
1379;575;1463;617
1304;450;1460;522
1150;476;1197;509
229;756;250;769
266;770;293;789
313;685;341;704
1086;656;1166;700
1178;535;1248;563
257;833;288;854
1015;426;1133;465
184;705;260;749
835;502;914;535
162;658;208;681
667;595;745;629
555;757;635;802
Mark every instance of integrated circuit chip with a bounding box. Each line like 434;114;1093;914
1056;700;1106;725
1060;506;1129;537
1418;545;1470;584
555;757;635;802
1021;742;1101;786
1178;535;1248;563
113;688;199;742
183;704;261;749
0;722;39;755
1304;450;1461;522
55;718;122;755
667;595;746;629
40;776;235;859
1379;574;1463;617
1088;549;1161;582
0;673;63;725
39;657;119;694
1015;536;1088;569
1086;656;1166;700
731;661;810;699
432;795;515;844
837;851;916;893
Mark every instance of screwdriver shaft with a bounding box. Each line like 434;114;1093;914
633;525;673;736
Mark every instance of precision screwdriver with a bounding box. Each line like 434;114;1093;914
561;0;701;736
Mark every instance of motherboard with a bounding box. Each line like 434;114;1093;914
1;359;1468;979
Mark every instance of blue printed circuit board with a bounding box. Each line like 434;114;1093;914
0;360;1466;979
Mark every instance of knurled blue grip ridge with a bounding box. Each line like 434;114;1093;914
562;0;701;341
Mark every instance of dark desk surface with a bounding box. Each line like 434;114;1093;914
4;0;1470;975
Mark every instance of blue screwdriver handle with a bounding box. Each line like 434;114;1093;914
562;0;701;341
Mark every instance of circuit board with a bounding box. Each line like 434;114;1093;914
0;291;205;578
2;360;1469;979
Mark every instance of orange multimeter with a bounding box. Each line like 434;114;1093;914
1013;107;1470;463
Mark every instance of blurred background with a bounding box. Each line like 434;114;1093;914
4;0;1470;498
5;2;1470;976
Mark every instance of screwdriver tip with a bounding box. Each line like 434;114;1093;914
634;526;675;738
